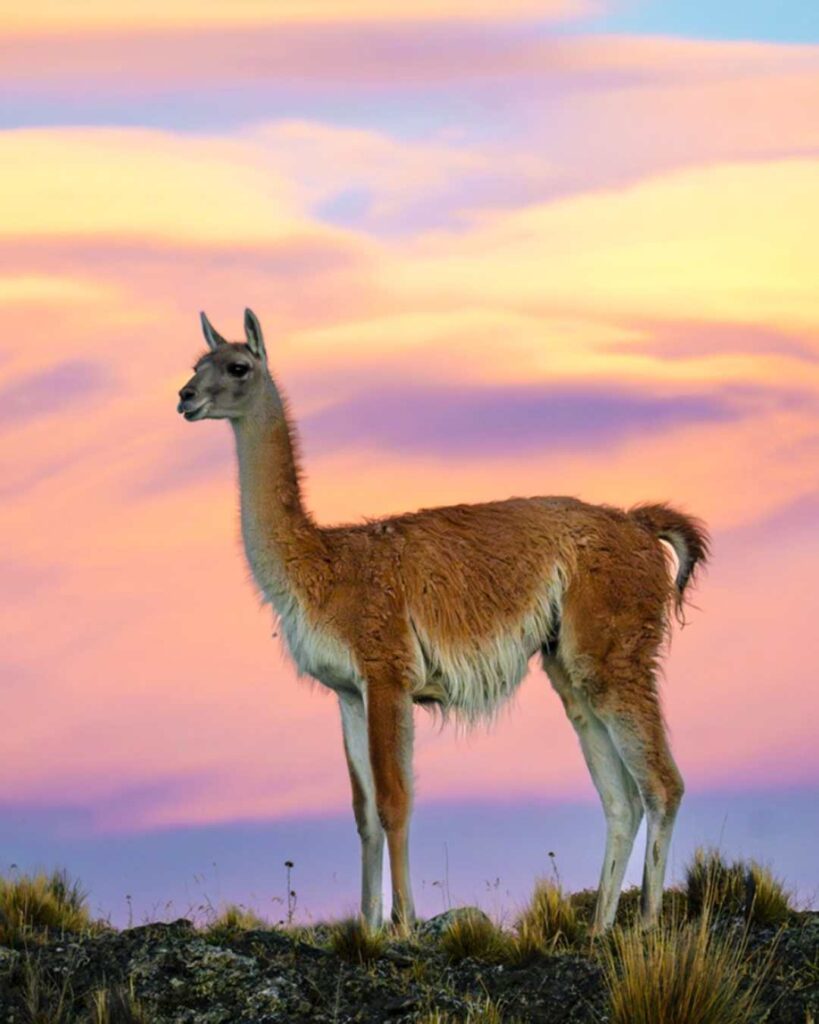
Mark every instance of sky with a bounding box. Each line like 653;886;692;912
0;1;818;923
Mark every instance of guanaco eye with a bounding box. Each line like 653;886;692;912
228;363;250;378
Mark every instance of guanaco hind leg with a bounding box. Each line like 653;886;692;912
595;693;684;926
546;658;644;931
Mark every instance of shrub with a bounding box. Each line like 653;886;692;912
571;885;687;929
603;903;767;1024
686;848;792;925
569;887;599;925
329;918;386;964
0;870;92;946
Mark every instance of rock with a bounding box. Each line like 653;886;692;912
0;947;18;968
0;906;815;1023
415;906;493;940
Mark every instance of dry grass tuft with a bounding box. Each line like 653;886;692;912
744;863;793;926
603;901;768;1024
439;910;510;964
686;848;792;926
19;951;73;1024
204;903;268;943
438;885;582;967
285;923;324;946
505;919;547;966
0;870;93;946
420;995;521;1023
88;980;149;1024
514;880;582;954
329;917;386;964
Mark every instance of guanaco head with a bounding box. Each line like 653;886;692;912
177;308;269;422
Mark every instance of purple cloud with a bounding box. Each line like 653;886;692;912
0;237;361;280
3;24;814;96
0;360;109;427
719;489;819;554
300;381;749;456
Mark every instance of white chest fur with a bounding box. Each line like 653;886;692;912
266;581;360;693
238;511;360;693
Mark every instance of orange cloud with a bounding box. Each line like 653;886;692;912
0;0;590;33
0;121;495;254
0;128;308;244
1;30;818;831
0;274;117;306
382;159;819;334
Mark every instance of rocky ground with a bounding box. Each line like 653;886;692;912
1;908;817;1023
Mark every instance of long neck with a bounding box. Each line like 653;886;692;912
230;381;324;603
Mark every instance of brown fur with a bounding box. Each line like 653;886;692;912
178;311;710;931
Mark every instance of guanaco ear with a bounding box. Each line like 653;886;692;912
200;311;227;351
244;308;267;362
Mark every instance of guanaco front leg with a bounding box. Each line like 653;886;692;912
339;691;385;930
365;673;415;931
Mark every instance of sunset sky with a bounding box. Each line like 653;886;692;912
1;1;818;923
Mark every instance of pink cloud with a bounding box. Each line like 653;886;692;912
2;486;817;832
1;29;818;835
1;300;817;830
2;28;815;91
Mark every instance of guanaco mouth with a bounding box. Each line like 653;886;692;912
178;401;210;421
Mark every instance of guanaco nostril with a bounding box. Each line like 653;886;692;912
179;386;197;401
